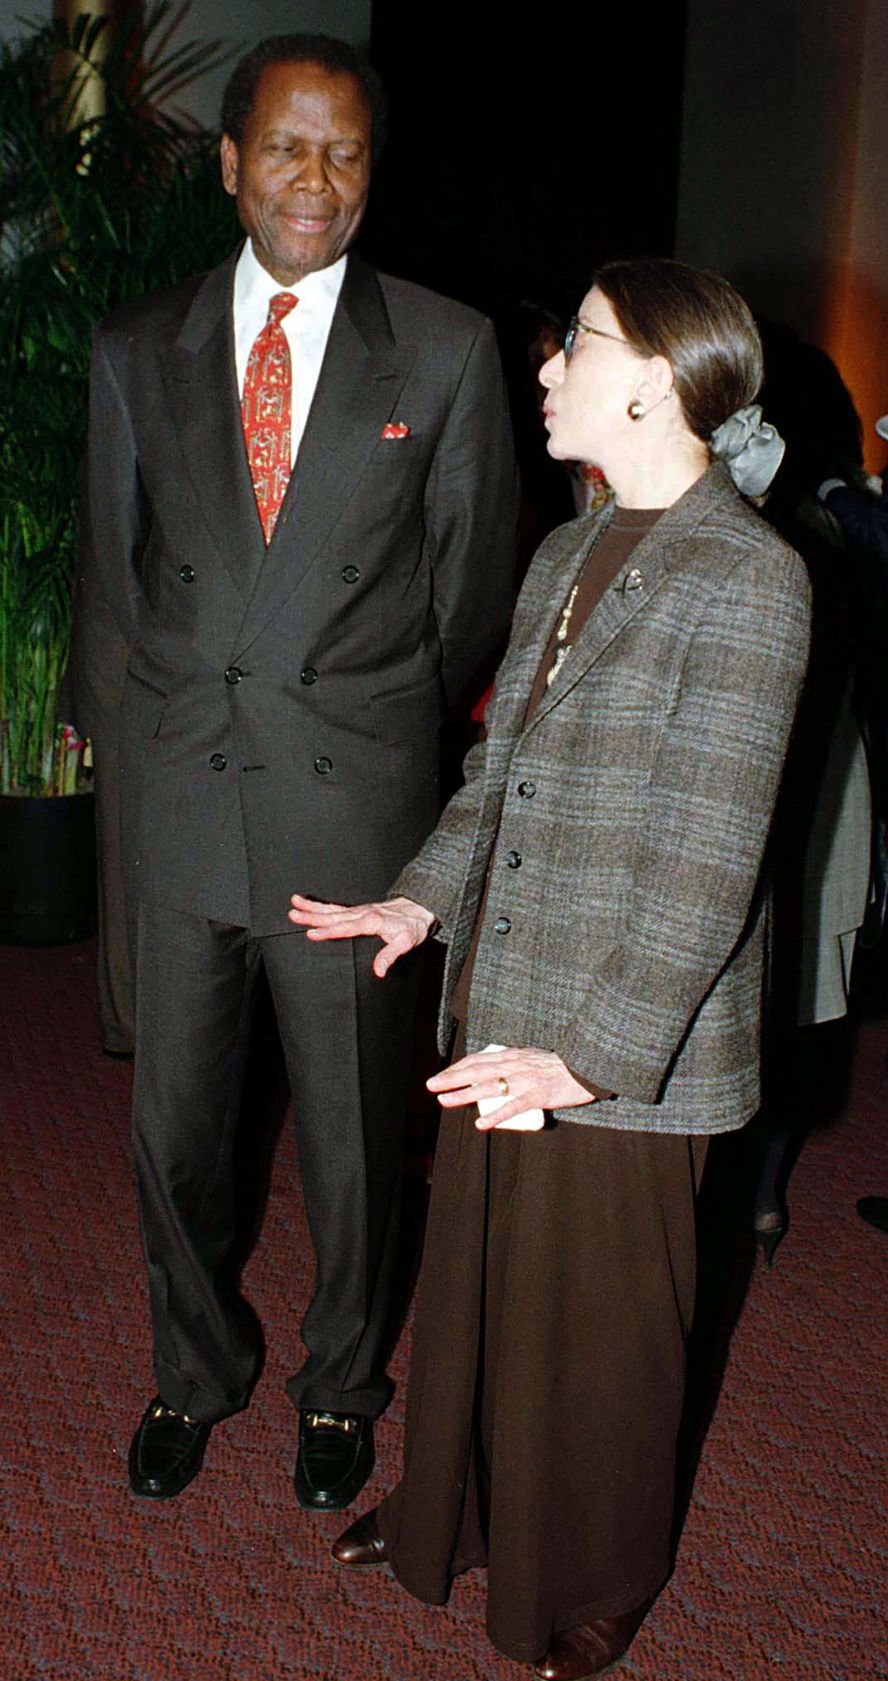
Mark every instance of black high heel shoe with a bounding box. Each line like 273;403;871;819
753;1209;786;1268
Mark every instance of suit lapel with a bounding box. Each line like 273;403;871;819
487;517;607;740
520;469;728;735
160;252;267;597
524;544;671;732
231;255;416;657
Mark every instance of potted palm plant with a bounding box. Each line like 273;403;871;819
0;3;237;942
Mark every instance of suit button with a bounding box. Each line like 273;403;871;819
314;756;333;775
179;565;195;583
342;566;361;583
209;753;227;771
224;666;243;685
517;780;536;798
505;850;522;869
300;667;318;685
494;915;512;935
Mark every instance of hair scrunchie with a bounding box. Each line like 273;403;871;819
710;404;785;496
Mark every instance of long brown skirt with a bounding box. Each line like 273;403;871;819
378;1096;707;1665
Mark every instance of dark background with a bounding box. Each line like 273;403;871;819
364;2;689;320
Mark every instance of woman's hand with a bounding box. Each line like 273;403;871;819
427;1046;596;1129
288;893;436;978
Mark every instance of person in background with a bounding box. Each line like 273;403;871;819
289;258;810;1678
819;412;888;1239
818;412;888;564
747;389;875;1264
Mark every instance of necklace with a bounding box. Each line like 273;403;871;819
546;529;602;688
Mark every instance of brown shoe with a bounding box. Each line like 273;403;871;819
533;1600;652;1679
331;1506;389;1569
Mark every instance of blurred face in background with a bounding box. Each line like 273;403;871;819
530;324;563;415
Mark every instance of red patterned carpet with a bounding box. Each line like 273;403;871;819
1;937;887;1681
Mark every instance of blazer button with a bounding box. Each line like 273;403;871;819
224;666;243;685
623;567;644;592
179;565;195;583
517;780;536;798
300;667;318;685
505;850;522;869
314;756;333;775
494;915;512;935
342;565;361;583
209;753;227;771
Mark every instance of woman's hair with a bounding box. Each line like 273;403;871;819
593;258;763;442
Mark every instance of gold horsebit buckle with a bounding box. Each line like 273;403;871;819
305;1411;358;1433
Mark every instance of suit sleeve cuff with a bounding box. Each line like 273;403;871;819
566;1066;616;1102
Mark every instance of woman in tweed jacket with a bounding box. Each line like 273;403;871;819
290;260;811;1679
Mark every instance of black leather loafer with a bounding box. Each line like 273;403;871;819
331;1507;389;1568
294;1410;374;1511
128;1396;212;1499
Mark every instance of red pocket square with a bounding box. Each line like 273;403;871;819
380;421;410;439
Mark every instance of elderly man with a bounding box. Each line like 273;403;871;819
82;32;516;1509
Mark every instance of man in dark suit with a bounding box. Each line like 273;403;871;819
82;33;516;1509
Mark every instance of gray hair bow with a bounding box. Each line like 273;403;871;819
710;404;785;496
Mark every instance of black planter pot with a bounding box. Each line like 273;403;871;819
0;791;97;945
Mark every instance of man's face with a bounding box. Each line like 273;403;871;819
220;61;372;285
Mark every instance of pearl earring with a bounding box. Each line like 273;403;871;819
629;390;673;422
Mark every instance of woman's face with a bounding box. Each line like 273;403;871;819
540;287;644;464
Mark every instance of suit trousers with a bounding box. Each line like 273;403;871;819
131;900;418;1424
93;730;135;1055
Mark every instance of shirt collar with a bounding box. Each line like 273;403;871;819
234;239;347;322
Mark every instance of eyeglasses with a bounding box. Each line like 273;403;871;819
563;316;629;363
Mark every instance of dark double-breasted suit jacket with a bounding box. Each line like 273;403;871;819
79;246;517;1420
84;250;517;927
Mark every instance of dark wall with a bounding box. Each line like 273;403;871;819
675;0;888;472
362;2;688;322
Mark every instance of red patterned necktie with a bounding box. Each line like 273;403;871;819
241;291;298;543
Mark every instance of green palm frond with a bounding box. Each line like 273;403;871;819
0;3;240;793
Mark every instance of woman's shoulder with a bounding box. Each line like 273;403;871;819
535;506;611;562
667;466;807;592
519;505;613;597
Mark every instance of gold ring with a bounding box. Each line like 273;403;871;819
497;1076;510;1097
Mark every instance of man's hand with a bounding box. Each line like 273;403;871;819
427;1046;596;1128
288;893;436;977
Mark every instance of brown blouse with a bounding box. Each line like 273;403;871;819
449;504;665;1099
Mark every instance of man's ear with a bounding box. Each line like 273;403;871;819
220;134;239;198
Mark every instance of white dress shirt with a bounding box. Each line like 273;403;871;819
232;239;346;467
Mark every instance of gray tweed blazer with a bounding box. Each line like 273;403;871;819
393;463;811;1135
